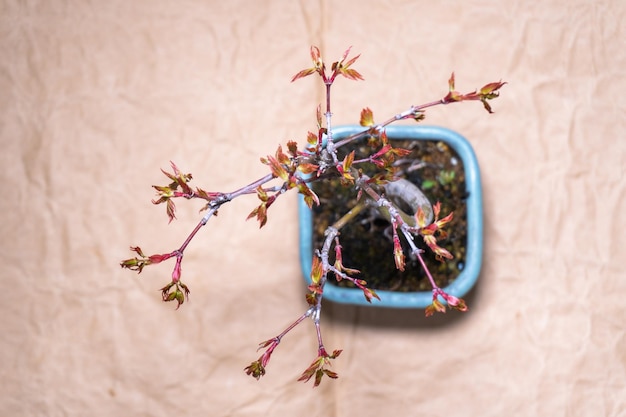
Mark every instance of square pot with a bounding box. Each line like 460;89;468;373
298;125;483;308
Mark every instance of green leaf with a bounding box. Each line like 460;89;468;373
421;179;436;190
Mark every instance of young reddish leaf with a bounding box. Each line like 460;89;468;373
394;247;405;271
255;185;268;202
462;90;481;101
244;360;266;380
247;202;268;228
297;183;320;208
130;246;145;257
444;90;463;103
313;369;325;387
393;234;405;271
340;68;364;81
305;292;317;306
422;233;437;245
415;207;428;228
306;131;318;147
481;99;494;114
453;298;468;312
166;199;176;223
291;68;316;82
267;155;289;181
370;144;392;160
292;46;324;82
342;150;355;173
342;264;360;276
194;188;209;201
339;46;353;64
444;294;468;312
379;130;389;146
298;350;342;387
333;246;360;276
316;104;323;128
443;73;464;103
436;211;454;228
275;145;290;165
480;80;507;96
433;246;454;261
335;47;362;80
310;256;323;284
286;140;298;157
164;161;193;195
297;163;319;175
333;242;353;275
479;79;507;113
256;339;277;350
342;52;360;69
324;369;339;379
308;283;324;295
390;146;411;158
298;358;321;384
310;45;322;67
359;107;375;127
432;201;441;219
148;253;173;265
425;299;447;317
363;288;380;303
152;185;173;197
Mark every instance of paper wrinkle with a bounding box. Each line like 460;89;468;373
2;0;625;416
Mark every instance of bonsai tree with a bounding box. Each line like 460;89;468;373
121;46;505;387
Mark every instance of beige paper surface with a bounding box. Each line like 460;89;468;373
1;1;625;416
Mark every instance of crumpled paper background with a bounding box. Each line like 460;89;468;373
1;1;625;416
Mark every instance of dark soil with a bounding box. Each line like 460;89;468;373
311;138;468;292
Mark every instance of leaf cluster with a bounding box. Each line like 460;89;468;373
297;349;343;388
151;161;221;223
444;72;507;113
292;46;363;84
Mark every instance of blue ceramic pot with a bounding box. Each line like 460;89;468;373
298;125;483;308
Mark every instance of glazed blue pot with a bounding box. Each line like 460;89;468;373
298;125;483;308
